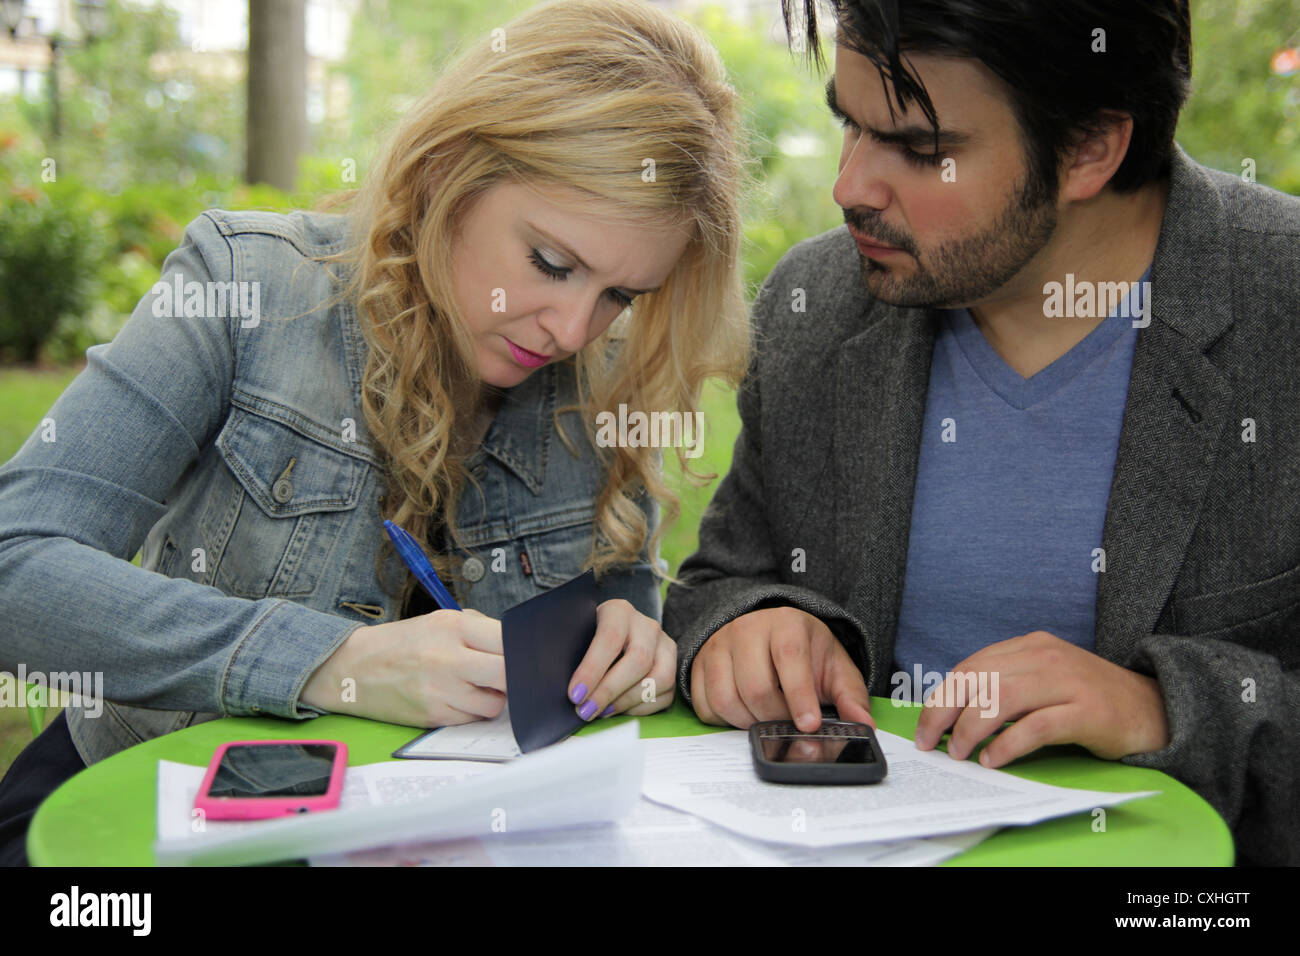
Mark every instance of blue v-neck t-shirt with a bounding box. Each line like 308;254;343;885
891;267;1150;692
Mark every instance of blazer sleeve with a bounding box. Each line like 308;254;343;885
0;212;365;719
1119;631;1299;865
662;265;872;706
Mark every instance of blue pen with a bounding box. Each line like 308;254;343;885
383;519;462;611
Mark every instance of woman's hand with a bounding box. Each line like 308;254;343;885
301;608;505;728
567;599;676;720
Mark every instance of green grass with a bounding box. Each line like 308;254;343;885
0;361;743;781
0;363;85;461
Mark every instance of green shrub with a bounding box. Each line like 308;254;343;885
0;189;104;364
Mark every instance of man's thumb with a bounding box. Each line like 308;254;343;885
831;660;873;728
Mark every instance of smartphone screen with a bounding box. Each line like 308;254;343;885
758;736;879;764
204;743;340;799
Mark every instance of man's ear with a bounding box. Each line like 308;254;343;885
1058;112;1133;203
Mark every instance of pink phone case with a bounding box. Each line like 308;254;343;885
194;739;348;820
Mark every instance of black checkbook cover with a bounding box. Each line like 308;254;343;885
502;569;598;753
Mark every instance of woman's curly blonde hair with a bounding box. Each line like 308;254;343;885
320;0;751;611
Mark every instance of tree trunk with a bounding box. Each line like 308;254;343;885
245;0;306;190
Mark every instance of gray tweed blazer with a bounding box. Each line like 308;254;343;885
663;144;1299;865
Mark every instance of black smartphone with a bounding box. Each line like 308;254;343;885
748;719;888;785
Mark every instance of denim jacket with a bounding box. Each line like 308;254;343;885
0;208;662;767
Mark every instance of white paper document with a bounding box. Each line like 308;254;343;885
640;729;1158;848
152;721;641;866
394;707;521;761
308;776;994;867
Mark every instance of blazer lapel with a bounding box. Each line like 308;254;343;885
837;305;938;693
1095;146;1235;665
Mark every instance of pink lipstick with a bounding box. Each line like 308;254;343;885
505;337;551;368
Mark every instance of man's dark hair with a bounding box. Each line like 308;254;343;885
782;1;1192;197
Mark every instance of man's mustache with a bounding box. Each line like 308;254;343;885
843;211;914;254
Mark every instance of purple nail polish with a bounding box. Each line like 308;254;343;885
601;705;615;718
579;700;598;720
570;683;586;704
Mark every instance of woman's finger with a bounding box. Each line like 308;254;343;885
451;683;507;720
457;645;508;693
577;612;662;720
567;599;635;710
458;610;504;656
623;638;677;716
610;635;676;716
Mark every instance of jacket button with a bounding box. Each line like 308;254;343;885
272;477;293;502
462;556;486;582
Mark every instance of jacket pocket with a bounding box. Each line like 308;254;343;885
1171;561;1300;636
211;406;365;598
521;509;597;588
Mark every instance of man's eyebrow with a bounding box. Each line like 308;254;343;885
824;76;972;149
523;219;660;294
824;76;842;122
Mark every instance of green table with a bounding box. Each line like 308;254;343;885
29;697;1233;865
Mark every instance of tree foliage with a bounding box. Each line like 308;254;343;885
1177;0;1300;193
0;0;1296;363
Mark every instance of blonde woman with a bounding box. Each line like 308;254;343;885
0;0;748;864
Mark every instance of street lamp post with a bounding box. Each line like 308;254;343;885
2;0;107;142
0;0;23;38
1;0;29;95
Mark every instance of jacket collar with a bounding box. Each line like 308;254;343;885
1144;144;1235;350
1093;144;1236;663
836;301;936;693
476;361;557;495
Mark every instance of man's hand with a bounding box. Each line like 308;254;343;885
913;630;1170;767
689;606;872;731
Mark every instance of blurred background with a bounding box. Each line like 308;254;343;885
0;0;1297;763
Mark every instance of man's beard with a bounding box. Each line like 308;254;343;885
847;169;1057;309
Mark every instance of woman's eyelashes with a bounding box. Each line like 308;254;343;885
528;248;636;308
527;247;569;279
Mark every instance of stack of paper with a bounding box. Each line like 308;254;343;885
310;788;995;867
639;728;1157;847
